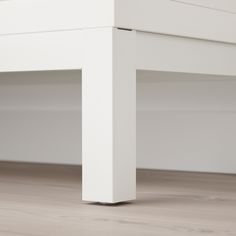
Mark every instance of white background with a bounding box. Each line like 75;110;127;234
0;70;236;173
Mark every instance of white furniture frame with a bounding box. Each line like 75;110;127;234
1;0;236;203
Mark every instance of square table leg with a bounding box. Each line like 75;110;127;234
82;27;136;203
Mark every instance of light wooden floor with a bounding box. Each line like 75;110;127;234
0;162;236;236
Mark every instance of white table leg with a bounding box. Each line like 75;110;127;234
82;27;136;203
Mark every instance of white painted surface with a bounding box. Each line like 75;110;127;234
175;0;236;13
0;31;83;72
1;0;236;44
115;0;236;44
82;28;136;203
1;31;236;76
137;32;236;76
1;70;236;174
0;0;114;35
0;0;235;205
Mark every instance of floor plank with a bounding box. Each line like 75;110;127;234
0;162;235;236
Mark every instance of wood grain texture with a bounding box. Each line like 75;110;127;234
0;162;236;236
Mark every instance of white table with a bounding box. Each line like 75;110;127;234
1;0;236;203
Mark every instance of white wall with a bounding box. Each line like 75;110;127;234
0;70;236;173
137;71;236;173
0;70;81;165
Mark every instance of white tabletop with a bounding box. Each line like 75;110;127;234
0;0;236;44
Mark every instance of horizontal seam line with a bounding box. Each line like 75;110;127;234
170;0;236;15
0;26;113;37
